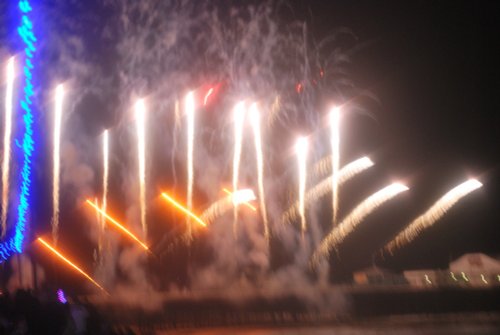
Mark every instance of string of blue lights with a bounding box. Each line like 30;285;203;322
0;0;37;261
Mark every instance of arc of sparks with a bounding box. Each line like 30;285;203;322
232;101;246;236
161;192;207;228
37;237;108;293
223;188;257;211
185;92;195;239
282;157;374;225
135;100;147;239
249;104;269;240
330;107;341;227
296;137;309;235
1;58;15;238
383;179;482;255
52;85;64;245
86;200;149;251
312;183;409;266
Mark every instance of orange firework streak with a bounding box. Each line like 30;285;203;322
37;237;108;294
161;192;207;227
85;200;149;251
222;188;257;211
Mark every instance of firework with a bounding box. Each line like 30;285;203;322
330;107;341;227
282;157;374;225
232;101;246;236
383;179;482;254
52;84;64;245
295;137;309;235
185;92;195;239
1;58;14;238
312;183;408;266
86;199;149;251
249;103;269;240
38;237;107;293
223;188;257;211
204;87;214;106
201;189;257;224
161;192;207;228
135;99;147;239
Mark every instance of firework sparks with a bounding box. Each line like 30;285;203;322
330;106;341;227
52;84;64;245
296;137;309;235
86;199;149;251
161;192;207;228
185;92;195;240
38;237;108;293
1;58;14;238
312;183;409;266
249;103;269;241
282;157;374;225
204;87;214;106
223;188;257;211
232;101;246;236
135;99;147;239
383;179;482;254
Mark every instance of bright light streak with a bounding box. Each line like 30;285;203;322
232;101;246;236
450;272;458;281
223;188;257;210
383;179;482;254
295;136;308;235
249;104;269;240
135;100;147;239
425;274;432;285
481;274;488;284
1;58;15;238
461;271;469;282
282;157;374;224
186;92;195;239
330;106;341;227
52;84;64;245
312;183;408;266
203;87;214;106
161;192;207;228
86;200;149;251
56;288;67;304
38;237;107;293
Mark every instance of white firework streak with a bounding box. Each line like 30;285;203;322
201;189;256;225
52;84;64;245
232;101;246;236
185;92;195;240
249;104;269;241
1;58;14;237
295;137;309;235
330;107;341;227
282;157;374;225
135;99;147;239
312;183;409;266
384;179;482;255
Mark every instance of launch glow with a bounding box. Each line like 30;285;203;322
135;99;147;239
296;137;309;234
52;84;64;244
223;188;257;210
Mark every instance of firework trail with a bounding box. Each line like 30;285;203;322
86;199;149;251
185;92;195;240
312;183;408;266
52;84;64;245
296;137;309;235
1;58;14;238
223;188;257;211
201;189;256;224
38;237;108;293
330;107;341;227
161;192;207;228
232;101;246;236
135;99;147;239
383;179;482;255
282;157;374;225
101;130;109;255
249;104;269;241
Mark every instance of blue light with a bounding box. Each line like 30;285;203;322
0;0;37;261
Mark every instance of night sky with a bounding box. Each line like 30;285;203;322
0;0;499;289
